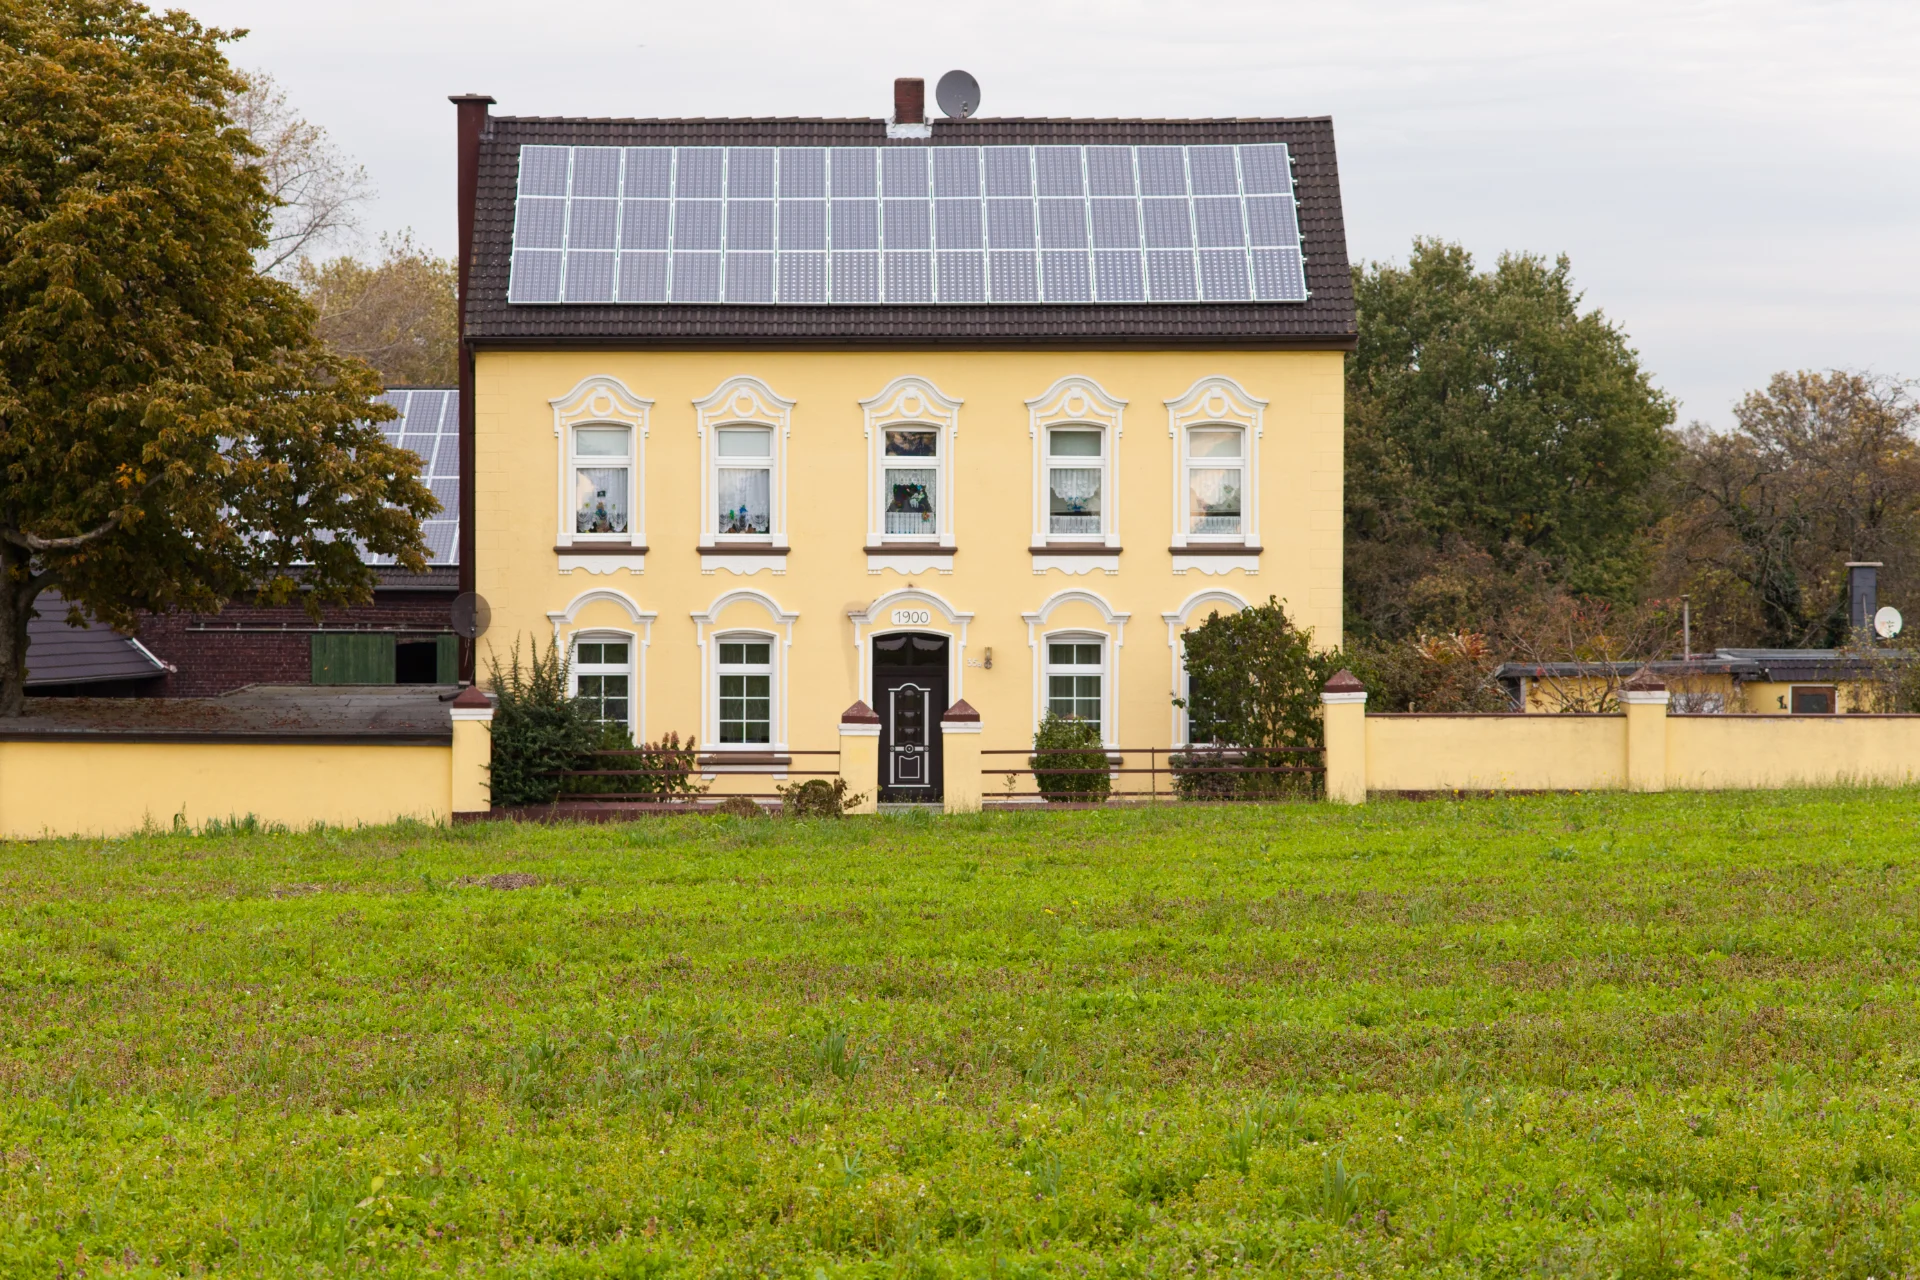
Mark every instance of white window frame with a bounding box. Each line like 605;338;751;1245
569;424;635;541
1027;376;1125;549
691;588;799;753
1166;376;1266;550
570;630;637;740
694;376;795;549
861;376;961;549
713;631;778;747
1042;632;1108;735
1021;589;1130;748
551;376;651;549
1161;589;1249;746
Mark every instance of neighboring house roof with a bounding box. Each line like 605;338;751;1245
26;592;170;688
370;387;460;568
1493;650;1911;685
467;116;1355;348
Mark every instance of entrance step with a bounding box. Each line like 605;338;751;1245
877;802;944;815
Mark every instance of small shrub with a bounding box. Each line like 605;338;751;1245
567;728;707;801
1030;712;1109;803
709;795;764;818
777;777;864;818
485;637;599;808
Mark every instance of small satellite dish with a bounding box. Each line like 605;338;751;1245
1875;605;1903;639
451;592;491;641
936;70;980;120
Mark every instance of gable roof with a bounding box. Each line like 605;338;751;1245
26;592;169;688
465;116;1355;349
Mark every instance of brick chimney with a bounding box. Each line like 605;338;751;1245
887;77;930;139
448;93;493;682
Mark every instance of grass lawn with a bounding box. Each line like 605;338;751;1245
3;792;1920;1277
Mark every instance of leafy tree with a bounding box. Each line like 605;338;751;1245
1658;371;1920;648
297;234;458;385
1347;240;1675;640
0;0;434;714
1176;598;1335;794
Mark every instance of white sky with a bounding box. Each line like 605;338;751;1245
198;0;1920;424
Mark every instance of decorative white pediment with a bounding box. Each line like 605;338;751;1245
551;375;652;436
692;587;799;630
1027;375;1126;437
545;588;657;644
860;376;962;435
1163;588;1250;630
1165;375;1267;436
1021;588;1131;642
694;376;795;434
846;587;974;627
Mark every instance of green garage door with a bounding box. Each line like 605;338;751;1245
312;633;396;684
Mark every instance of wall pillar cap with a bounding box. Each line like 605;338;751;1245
1322;669;1366;695
840;700;881;725
449;684;495;721
1621;669;1667;693
941;698;981;724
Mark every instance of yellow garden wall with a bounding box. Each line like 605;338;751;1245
472;348;1346;766
1363;715;1627;792
1331;703;1920;798
0;740;455;839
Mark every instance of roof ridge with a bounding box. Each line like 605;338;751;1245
490;114;1336;127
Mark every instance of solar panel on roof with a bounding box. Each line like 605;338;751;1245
504;143;1307;305
370;389;459;568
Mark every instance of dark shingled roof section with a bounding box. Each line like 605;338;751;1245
26;592;168;688
466;116;1355;349
0;685;454;743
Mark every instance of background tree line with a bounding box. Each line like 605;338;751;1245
1343;238;1919;710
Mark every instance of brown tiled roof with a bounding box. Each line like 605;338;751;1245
466;116;1355;348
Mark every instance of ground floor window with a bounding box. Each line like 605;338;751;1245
1045;638;1104;733
573;638;631;732
717;636;774;744
1790;685;1836;715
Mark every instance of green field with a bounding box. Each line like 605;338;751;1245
3;793;1919;1277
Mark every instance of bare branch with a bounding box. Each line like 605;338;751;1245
231;70;372;276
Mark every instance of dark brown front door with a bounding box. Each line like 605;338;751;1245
874;633;947;801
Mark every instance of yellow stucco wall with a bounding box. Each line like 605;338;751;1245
0;741;452;838
1665;715;1920;788
473;349;1345;768
1519;674;1868;715
1363;714;1627;792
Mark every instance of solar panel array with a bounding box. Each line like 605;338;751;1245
507;144;1306;305
370;388;459;566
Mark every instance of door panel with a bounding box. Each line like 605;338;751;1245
874;633;948;801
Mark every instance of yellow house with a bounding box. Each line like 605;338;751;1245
448;85;1354;802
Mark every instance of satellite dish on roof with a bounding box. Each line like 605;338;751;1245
1875;605;1903;639
936;70;980;119
451;592;491;641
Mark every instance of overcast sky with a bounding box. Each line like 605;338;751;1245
197;0;1919;424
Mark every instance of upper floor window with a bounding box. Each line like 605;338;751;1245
551;375;651;550
695;377;794;550
1046;639;1105;733
573;425;632;536
883;427;940;538
1027;377;1125;550
862;376;961;552
1166;377;1265;551
573;637;632;733
716;637;774;743
1186;426;1245;537
715;427;773;537
1047;427;1105;538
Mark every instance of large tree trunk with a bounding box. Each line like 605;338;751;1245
0;542;42;718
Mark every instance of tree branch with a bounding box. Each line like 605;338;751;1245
0;512;122;552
